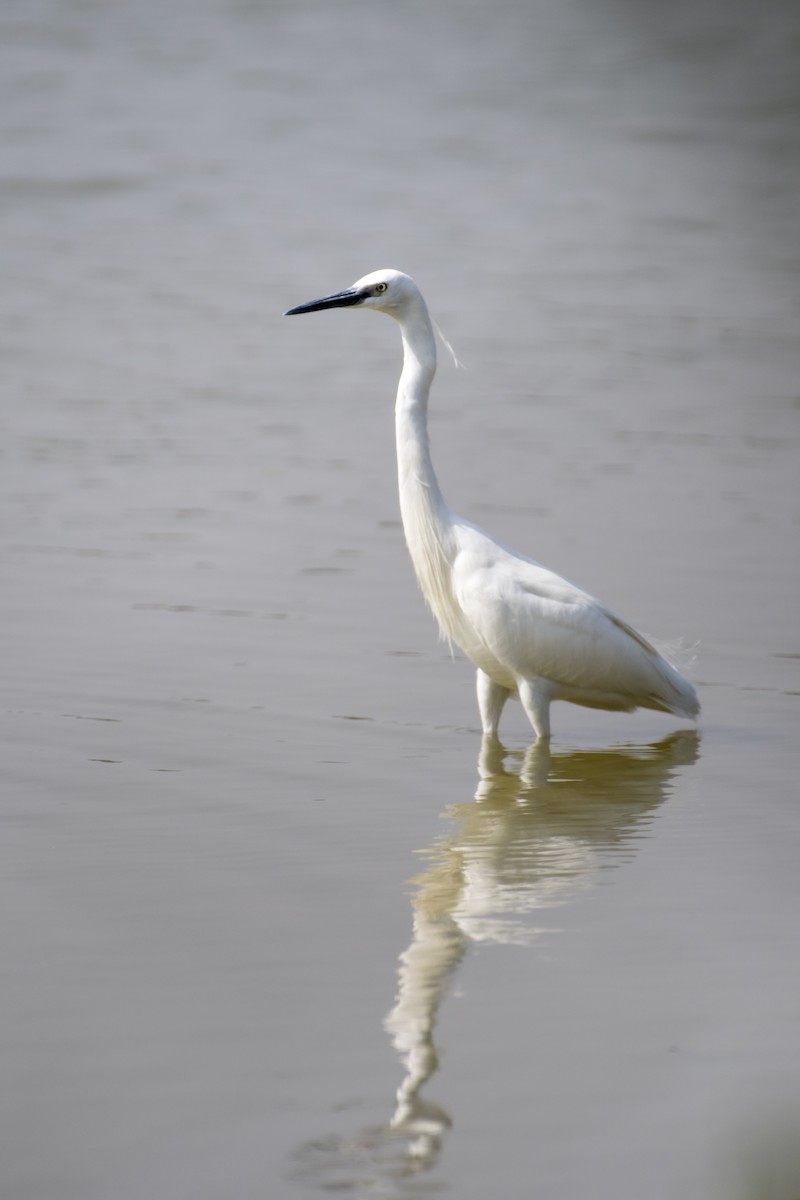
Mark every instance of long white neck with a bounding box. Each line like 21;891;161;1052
394;297;459;640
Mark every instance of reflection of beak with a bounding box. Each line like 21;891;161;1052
284;287;362;315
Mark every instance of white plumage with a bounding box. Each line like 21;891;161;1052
286;268;699;741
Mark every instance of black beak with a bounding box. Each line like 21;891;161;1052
284;287;363;316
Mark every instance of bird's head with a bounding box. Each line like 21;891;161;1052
284;269;418;318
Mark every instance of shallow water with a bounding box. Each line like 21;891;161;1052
2;0;799;1197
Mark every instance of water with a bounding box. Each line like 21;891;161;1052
1;0;799;1196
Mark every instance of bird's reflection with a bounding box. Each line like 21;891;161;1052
291;730;699;1192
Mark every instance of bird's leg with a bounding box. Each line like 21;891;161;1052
476;670;510;739
518;678;552;742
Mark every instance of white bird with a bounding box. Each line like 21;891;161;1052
285;269;699;741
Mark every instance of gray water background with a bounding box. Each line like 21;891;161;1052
1;0;799;1196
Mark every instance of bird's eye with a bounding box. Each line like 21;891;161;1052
374;282;388;294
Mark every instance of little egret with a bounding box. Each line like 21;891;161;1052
285;269;699;740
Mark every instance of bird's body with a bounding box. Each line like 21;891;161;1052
286;269;699;740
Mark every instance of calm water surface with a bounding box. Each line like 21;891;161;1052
1;1;799;1197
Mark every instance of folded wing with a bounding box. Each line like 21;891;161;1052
452;526;698;717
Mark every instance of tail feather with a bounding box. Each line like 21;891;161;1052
648;649;700;719
609;613;700;720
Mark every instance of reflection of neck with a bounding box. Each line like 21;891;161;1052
384;860;464;1150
